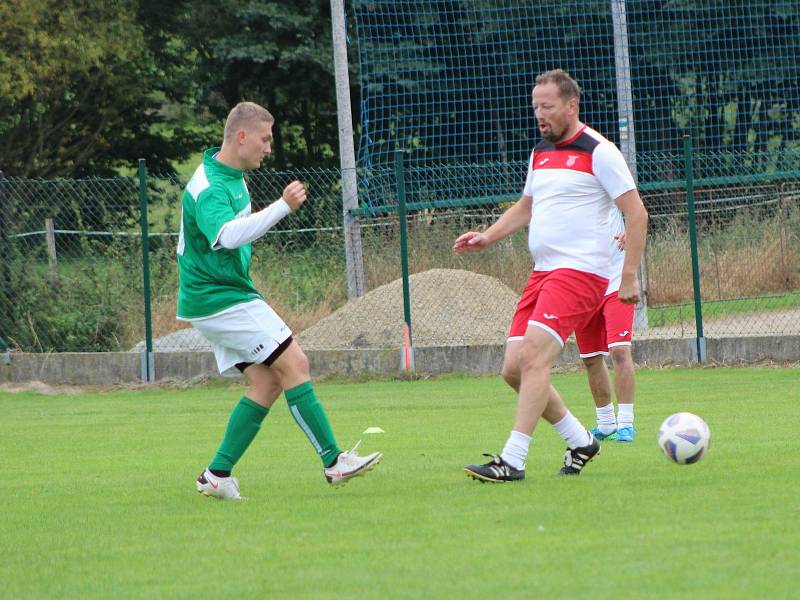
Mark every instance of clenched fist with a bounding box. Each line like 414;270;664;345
282;180;307;211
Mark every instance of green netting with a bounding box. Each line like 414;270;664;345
352;0;800;206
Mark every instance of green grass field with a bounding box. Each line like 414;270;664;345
648;291;800;326
2;367;798;599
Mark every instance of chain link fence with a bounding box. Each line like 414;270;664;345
2;153;797;356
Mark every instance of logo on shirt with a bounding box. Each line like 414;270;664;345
543;313;559;320
538;157;550;166
619;330;629;337
566;155;579;167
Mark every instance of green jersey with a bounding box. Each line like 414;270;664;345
177;148;263;319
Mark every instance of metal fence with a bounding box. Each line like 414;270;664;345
1;147;798;357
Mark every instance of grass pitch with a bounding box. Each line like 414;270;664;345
2;367;797;599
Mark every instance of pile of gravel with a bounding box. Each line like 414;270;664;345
297;268;519;350
131;269;520;352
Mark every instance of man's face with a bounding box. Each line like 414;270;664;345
239;121;273;170
532;83;576;143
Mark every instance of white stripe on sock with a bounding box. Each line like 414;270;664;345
290;405;323;454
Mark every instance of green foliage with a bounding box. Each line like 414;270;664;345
181;0;343;169
0;0;211;176
6;257;137;351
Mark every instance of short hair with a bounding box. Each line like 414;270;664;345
223;102;274;141
535;69;581;101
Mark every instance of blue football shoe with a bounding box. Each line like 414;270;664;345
590;426;618;441
615;426;637;443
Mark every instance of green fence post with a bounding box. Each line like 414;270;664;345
394;150;414;370
138;159;154;381
683;135;706;362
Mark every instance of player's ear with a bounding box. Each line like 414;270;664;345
568;97;578;115
236;128;248;145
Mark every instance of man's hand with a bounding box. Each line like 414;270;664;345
453;231;490;254
282;180;307;211
615;232;627;251
617;273;640;304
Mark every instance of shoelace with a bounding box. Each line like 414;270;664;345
336;440;364;467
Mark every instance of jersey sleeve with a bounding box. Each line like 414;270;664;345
522;150;535;197
195;185;236;249
592;142;636;201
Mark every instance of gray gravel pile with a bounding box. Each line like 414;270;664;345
297;268;519;350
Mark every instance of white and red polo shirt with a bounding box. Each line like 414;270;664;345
522;126;636;279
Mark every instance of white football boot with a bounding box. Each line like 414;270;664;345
196;469;245;500
324;441;382;486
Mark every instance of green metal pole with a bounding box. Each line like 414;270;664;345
683;135;706;362
395;151;414;368
138;159;154;381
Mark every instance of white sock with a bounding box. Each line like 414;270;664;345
553;411;591;449
500;430;531;470
595;402;617;434
618;403;634;428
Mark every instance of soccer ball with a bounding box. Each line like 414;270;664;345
657;412;710;465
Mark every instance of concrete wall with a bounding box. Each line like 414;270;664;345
1;335;797;385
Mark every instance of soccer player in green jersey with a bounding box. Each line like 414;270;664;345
178;102;382;500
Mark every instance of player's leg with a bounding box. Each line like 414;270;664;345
197;363;282;499
575;299;617;439
610;345;636;442
604;292;636;442
501;339;522;392
465;272;540;483
269;340;382;485
583;355;618;439
526;270;606;475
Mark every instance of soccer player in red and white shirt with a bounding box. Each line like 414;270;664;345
574;214;639;444
455;69;648;482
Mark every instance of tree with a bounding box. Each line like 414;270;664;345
0;0;207;177
179;0;343;169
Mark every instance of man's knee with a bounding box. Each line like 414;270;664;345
610;346;633;369
582;354;605;372
518;337;555;372
245;368;283;404
501;363;520;389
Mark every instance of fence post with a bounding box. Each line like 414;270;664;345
331;0;366;300
138;159;154;381
683;135;706;362
0;170;12;355
45;218;57;274
395;150;414;371
611;0;649;331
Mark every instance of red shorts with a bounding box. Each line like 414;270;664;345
508;269;609;347
574;291;635;357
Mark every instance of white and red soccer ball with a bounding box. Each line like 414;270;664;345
657;412;710;465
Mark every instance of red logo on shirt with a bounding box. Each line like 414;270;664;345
532;150;593;174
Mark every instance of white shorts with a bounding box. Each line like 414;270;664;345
188;299;293;374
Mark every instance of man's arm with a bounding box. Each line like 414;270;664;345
454;195;532;253
216;180;307;250
614;188;648;304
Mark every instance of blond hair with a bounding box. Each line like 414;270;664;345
223;102;274;141
535;69;581;100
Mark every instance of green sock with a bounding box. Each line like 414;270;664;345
285;381;341;468
208;396;269;472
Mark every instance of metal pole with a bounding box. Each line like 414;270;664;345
331;0;365;299
138;159;154;381
0;170;12;354
611;0;649;330
395;150;414;370
683;135;706;362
